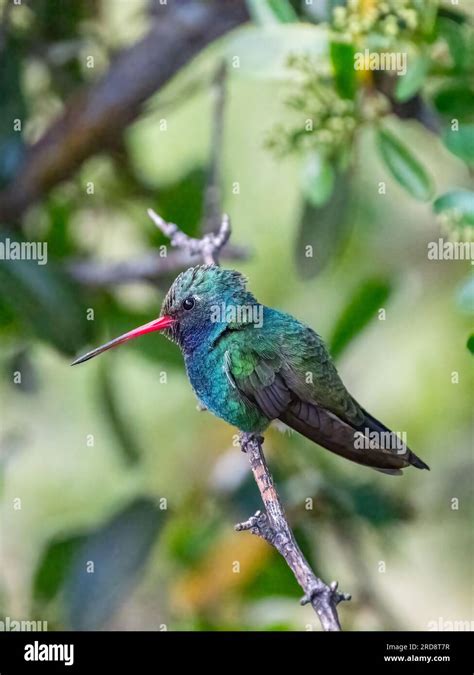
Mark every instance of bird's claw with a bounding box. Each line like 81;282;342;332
238;432;264;453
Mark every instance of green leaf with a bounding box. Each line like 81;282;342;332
152;166;206;242
246;0;298;25
330;40;357;100
33;0;90;40
44;195;76;258
329;278;392;359
97;361;142;465
442;124;474;166
433;84;474;122
0;232;92;355
34;536;86;604
0;36;26;187
433;190;474;226
295;170;352;279
63;498;165;630
436;17;467;72
377;127;435;201
395;53;430;103
467;335;474;354
341;482;412;527
301;153;335;207
166;513;220;567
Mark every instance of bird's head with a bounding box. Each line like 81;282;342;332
161;265;255;349
71;265;255;365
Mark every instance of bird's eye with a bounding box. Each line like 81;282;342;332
182;296;195;311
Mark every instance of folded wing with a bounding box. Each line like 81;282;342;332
224;324;429;473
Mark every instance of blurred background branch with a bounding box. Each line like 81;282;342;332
66;243;248;288
0;0;249;223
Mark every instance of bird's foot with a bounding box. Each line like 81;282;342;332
238;431;264;453
196;402;207;412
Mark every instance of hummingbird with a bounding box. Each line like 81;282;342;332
72;265;429;474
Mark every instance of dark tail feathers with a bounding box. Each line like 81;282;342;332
356;408;430;471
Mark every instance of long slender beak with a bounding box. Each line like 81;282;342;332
71;315;175;366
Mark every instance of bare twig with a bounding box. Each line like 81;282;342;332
0;0;249;224
236;433;349;632
147;208;231;266
148;209;350;631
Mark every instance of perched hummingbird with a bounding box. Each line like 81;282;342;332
72;265;429;474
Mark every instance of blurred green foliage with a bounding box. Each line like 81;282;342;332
0;0;472;632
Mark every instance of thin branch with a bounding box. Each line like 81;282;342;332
147;208;231;266
235;433;349;632
147;209;350;631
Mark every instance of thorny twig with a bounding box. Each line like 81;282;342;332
148;208;231;266
148;209;350;631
